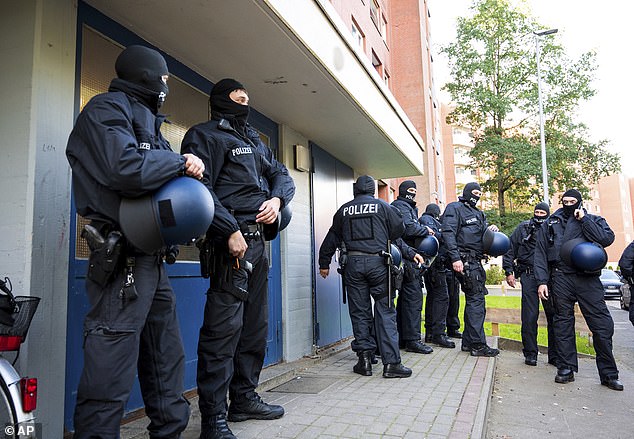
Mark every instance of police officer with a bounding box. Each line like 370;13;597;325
66;45;204;438
502;202;558;366
419;203;455;348
181;78;295;438
319;175;413;379
442;182;500;357
390;181;434;354
618;241;634;325
534;189;623;390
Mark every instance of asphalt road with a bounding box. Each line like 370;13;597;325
487;299;634;438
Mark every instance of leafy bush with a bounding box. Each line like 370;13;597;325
486;265;506;285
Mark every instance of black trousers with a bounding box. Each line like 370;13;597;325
74;255;189;438
396;261;423;343
197;238;269;418
423;265;450;336
456;261;487;348
551;272;619;379
445;270;461;332
519;272;558;363
345;255;400;365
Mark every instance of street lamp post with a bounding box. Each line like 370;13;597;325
534;28;558;203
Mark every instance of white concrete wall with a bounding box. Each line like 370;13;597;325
278;125;314;361
264;0;426;174
1;0;76;436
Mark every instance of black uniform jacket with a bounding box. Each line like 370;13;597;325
66;91;186;225
181;119;295;238
533;208;615;285
441;200;488;263
319;195;405;269
502;219;541;275
391;198;429;247
419;213;449;262
619;242;634;280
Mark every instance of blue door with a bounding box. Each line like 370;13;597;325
64;2;283;431
311;144;354;347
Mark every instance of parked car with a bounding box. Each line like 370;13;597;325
621;281;631;310
600;269;623;300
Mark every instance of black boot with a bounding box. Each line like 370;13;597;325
555;368;575;384
227;392;284;422
431;334;456;348
353;350;373;376
383;362;412;378
404;340;433;354
447;329;462;339
200;414;236;439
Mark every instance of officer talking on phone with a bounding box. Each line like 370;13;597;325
534;189;622;390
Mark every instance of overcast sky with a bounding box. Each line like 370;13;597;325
427;0;634;177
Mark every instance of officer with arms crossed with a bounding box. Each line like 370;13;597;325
503;202;558;366
618;241;634;325
442;182;500;357
419;203;456;348
319;175;414;379
390;181;434;354
66;45;204;438
534;189;623;390
181;78;295;439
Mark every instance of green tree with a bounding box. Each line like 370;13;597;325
442;0;620;215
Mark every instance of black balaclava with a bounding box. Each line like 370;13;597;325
397;180;417;205
110;45;169;113
533;202;550;224
460;182;481;208
353;175;376;197
562;189;583;217
424;203;441;220
209;78;250;131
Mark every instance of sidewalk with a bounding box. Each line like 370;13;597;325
487;302;634;439
121;337;498;439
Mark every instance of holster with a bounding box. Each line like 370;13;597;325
196;237;214;278
209;246;249;301
403;260;418;282
87;231;125;287
390;265;404;295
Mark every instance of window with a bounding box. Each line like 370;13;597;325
381;13;388;42
383;68;390;87
370;0;380;29
351;18;365;51
371;50;383;77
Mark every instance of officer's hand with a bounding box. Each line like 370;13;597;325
182;153;205;179
538;284;549;300
506;274;516;288
228;231;248;259
426;226;435;236
256;197;281;225
413;254;424;266
453;260;464;273
574;209;585;220
488;224;499;232
320;268;329;279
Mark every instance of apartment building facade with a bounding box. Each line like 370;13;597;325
329;0;445;206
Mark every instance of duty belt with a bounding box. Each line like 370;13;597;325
241;222;264;240
347;250;381;257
